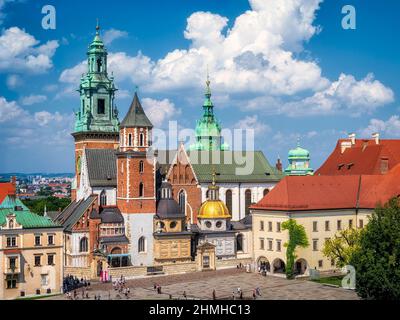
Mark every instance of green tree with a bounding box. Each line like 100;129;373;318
282;219;309;279
350;198;400;300
322;228;361;268
23;197;71;215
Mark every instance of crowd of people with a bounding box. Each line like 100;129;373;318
113;276;131;298
63;275;90;293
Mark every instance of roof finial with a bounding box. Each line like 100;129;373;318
96;18;100;34
212;166;216;186
297;136;301;148
206;65;211;91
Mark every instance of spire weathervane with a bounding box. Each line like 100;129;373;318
96;18;100;34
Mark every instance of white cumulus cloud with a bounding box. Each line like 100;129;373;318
0;27;59;73
59;0;394;117
20;94;47;106
141;98;181;128
103;29;128;45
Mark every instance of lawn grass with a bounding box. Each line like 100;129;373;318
16;293;62;300
311;275;344;287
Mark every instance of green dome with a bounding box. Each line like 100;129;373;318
288;146;310;159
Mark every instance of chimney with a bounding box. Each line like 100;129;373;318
348;133;356;145
276;157;282;172
372;132;380;145
10;176;16;186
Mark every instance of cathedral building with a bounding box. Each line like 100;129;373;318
163;81;283;223
57;25;281;273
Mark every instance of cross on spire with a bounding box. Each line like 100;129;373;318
96;18;100;34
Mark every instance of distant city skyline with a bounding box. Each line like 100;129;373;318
1;0;399;173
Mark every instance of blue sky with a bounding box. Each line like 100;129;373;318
0;0;399;173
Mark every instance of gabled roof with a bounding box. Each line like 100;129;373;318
120;92;153;128
85;149;117;187
55;196;96;232
316;139;400;176
252;164;400;212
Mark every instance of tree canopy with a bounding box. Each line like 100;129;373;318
23;197;71;215
323;228;361;268
350;198;400;300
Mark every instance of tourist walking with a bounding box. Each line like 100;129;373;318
212;289;216;300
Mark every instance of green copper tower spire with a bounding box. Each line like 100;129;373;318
284;138;314;176
189;75;229;151
73;22;119;133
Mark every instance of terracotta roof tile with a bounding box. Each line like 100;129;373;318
316;139;400;175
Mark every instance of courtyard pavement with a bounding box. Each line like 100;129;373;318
47;269;359;300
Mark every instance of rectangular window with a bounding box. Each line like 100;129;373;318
268;239;273;251
47;254;54;266
34;255;41;267
349;219;353;229
268;221;272;232
325;221;330;231
313;239;318;251
41;275;49;286
276;240;282;252
337;220;342;231
48;235;54;245
6;236;17;248
9;257;16;270
331;259;335;267
318;260;323;268
359;219;364;228
259;238;265;250
313;221;318;232
260;221;264;231
276;222;281;233
97;99;105;114
7;279;17;289
35;235;41;246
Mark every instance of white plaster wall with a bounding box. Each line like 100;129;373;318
92;187;117;206
200;182;277;221
123;213;154;267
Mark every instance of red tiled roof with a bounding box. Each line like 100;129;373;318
252;164;400;212
0;182;15;204
316;139;400;176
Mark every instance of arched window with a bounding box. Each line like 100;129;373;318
245;189;252;216
263;189;270;197
178;190;186;216
206;190;210;200
138;237;146;253
100;190;107;206
80;237;88;253
139;183;144;197
225;190;232;214
139;133;145;147
9;219;14;229
139;161;144;174
128;134;132;147
236;234;243;252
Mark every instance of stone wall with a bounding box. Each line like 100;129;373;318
64;267;92;279
216;258;253;269
107;258;251;280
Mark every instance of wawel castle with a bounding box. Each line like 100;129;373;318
1;26;400;299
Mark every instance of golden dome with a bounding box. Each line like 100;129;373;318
198;200;231;219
